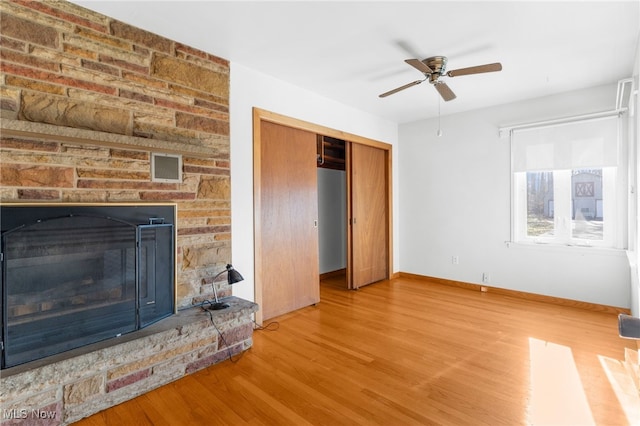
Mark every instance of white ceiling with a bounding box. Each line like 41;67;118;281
73;1;639;124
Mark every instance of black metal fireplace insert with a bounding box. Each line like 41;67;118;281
1;204;176;369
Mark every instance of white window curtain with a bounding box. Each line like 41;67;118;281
511;115;620;172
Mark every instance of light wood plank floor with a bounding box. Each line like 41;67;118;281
76;276;639;425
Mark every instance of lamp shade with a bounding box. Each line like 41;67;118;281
226;265;244;284
208;264;244;310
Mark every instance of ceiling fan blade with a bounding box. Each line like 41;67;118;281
446;62;502;77
395;40;424;59
379;79;424;98
405;59;433;74
434;81;456;101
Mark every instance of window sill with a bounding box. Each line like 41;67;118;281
505;240;627;257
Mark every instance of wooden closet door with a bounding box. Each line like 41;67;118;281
257;121;320;320
351;143;388;288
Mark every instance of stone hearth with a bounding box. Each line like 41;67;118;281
1;297;257;425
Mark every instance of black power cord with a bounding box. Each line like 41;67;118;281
197;300;280;363
198;300;243;363
252;319;280;331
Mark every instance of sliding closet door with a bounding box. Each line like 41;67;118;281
351;143;388;288
257;121;320;320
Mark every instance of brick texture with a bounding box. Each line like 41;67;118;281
105;368;151;393
0;0;232;310
0;12;59;48
0;2;249;424
20;92;131;134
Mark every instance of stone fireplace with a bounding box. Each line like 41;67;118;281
0;1;257;424
1;204;176;369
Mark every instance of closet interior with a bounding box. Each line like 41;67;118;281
317;135;348;288
254;110;391;321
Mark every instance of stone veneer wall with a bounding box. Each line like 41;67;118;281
0;1;254;423
0;0;231;307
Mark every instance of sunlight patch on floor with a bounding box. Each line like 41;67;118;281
598;354;640;425
528;337;595;425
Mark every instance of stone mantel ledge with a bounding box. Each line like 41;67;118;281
1;118;214;158
1;297;259;381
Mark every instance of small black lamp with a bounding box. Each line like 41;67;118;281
209;264;244;310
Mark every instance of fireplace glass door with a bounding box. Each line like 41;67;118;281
138;224;174;328
2;211;175;369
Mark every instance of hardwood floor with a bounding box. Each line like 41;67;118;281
75;276;639;425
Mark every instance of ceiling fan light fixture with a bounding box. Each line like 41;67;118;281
379;54;502;102
423;56;448;75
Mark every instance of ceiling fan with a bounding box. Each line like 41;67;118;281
379;56;502;101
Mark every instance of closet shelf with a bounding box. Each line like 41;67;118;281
317;135;345;171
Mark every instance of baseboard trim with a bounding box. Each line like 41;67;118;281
320;268;347;280
398;272;630;316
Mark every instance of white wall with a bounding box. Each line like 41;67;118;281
317;168;347;274
229;63;399;302
630;34;640;316
399;83;631;308
229;62;634;309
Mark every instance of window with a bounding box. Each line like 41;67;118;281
511;114;624;248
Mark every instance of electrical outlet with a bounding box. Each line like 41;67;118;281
482;273;490;283
452;256;459;265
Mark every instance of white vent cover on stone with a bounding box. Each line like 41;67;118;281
151;153;182;182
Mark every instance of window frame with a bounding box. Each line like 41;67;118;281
509;112;626;251
513;168;618;248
